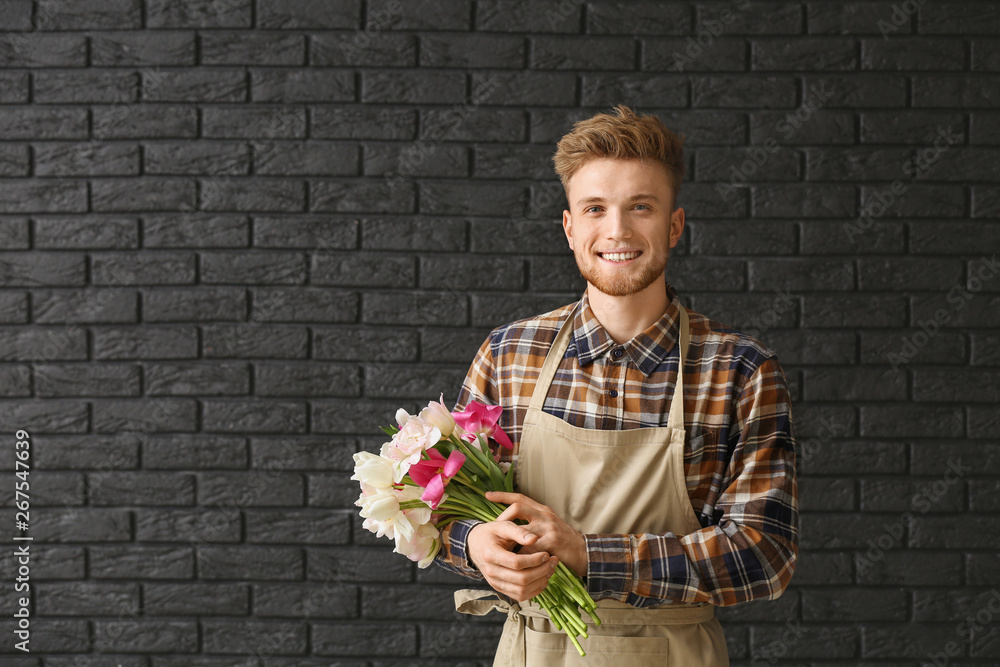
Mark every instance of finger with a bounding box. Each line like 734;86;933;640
486;554;559;593
492;519;539;549
495;503;540;524
486;491;537;507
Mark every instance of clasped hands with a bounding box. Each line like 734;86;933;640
466;492;587;602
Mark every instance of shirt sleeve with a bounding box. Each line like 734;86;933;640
585;355;799;607
432;332;499;580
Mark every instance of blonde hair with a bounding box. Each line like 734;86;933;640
552;104;686;202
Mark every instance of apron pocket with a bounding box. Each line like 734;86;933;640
524;626;669;667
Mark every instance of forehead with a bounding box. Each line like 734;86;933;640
568;158;673;201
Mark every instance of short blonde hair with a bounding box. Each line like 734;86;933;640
553;104;686;202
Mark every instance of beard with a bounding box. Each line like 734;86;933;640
574;248;668;297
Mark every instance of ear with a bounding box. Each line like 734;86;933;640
669;207;685;248
562;209;575;250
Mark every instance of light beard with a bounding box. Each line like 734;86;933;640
575;250;667;297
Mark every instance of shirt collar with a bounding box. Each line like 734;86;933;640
571;283;684;377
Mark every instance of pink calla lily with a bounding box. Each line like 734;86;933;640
409;449;465;509
451;401;513;449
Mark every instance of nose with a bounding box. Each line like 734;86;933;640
605;208;632;240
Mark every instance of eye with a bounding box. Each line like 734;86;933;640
584;206;601;213
634;204;650;211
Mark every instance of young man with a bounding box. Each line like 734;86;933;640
436;105;798;666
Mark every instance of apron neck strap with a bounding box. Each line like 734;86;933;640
527;298;691;431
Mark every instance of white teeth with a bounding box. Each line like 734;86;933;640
602;252;639;262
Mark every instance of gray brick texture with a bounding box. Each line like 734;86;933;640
0;0;998;664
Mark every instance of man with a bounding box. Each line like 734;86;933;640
435;105;798;666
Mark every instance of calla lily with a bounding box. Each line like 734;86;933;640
452;401;513;449
409;449;466;509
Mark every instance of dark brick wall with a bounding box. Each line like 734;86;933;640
0;0;999;664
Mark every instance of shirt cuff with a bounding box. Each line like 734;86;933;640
584;533;634;602
434;518;485;579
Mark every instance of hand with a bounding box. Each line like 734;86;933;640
467;520;558;602
488;491;588;578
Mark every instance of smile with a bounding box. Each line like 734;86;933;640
599;251;641;263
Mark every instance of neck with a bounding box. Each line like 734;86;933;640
586;278;669;344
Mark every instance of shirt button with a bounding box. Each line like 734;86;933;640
612;348;624;358
608;389;618;397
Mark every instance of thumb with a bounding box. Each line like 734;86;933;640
495;520;538;548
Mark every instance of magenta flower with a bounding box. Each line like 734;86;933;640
452;401;513;450
409;449;465;510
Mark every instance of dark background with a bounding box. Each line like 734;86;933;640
1;0;999;664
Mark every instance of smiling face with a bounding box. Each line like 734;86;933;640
562;158;685;298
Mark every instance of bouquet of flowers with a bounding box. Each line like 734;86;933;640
352;395;601;656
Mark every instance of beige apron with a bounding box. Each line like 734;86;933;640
456;304;730;666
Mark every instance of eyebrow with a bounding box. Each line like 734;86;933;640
576;193;660;206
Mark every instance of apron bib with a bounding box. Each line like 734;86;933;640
456;304;730;666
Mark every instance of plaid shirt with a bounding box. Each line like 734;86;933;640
435;283;799;608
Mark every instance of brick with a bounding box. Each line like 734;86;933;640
314;326;418;362
749;258;853;291
858;257;964;291
135;508;240;542
366;143;468;179
144;140;250;175
89;545;193;579
363;364;468;399
584;73;687;107
143;287;246;322
972;332;1000;366
0;252;85;287
0;70;28;102
912;292;1000;328
974;185;1000;218
803;588;908;622
808;2;902;34
307;472;357;508
254;217;357;249
802;294;906;328
0;364;30;396
251;68;353;104
201;31;306;65
587;1;689;34
24;470;84;506
35;582;138;616
751;110;855;145
0;218;28;248
362;290;467;326
0;328;86;363
313;30;416;67
860;405;963;438
361;585;458;620
968;553;1000;587
914;369;1000;403
0;292;28;323
753;624;857;660
202;619;307;654
36;0;141;29
255;141;357;176
310;252;415;288
34;217;137;249
423;106;525;143
0;180;87;213
862;37;966;71
471;294;575;327
0;0;31;30
255;582;356;617
803;368;906;402
857;551;962;586
696;146;801;183
91;177;195;212
642;37;746;72
753;37;857;71
198;471;303;506
361;218;465;252
529;255;586;292
311;179;414;214
860;477;964;513
199;178;305;212
910;516;1000;549
144;68;247;103
143;434;247;469
0;107;87;140
313;621;417;657
33;288;137;324
803;220;903;255
34;363;140;397
93;326;197;360
31;434;138;469
361;70;466;104
919;2;1000;34
0;33;86;67
754;185;856;218
799;476;855;511
92;398;198;433
201;251;306;285
91;31;195;66
973;39;1000;71
421;33;524;68
474;144;554;180
144;214;249;248
254;361;357;397
312;398;417;434
805;147;913;181
258;0;359;28
369;0;469;30
202;324;308;359
92;104;198;139
696;2;801;34
93;251;195;286
692;75;796;108
250;436;356;471
33;69;138;104
92;620;197;653
145;361;249;396
198;545;304;580
477;0;581;33
0;545;84;580
419;181;526;217
144;582;248;614
311;106;416;140
31;508;131;542
250;287;358;323
914;74;1000;108
203;399;306;433
147;0;252;28
914;589;1000;623
690;221;797;255
246;509;349;544
531;35;634;70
